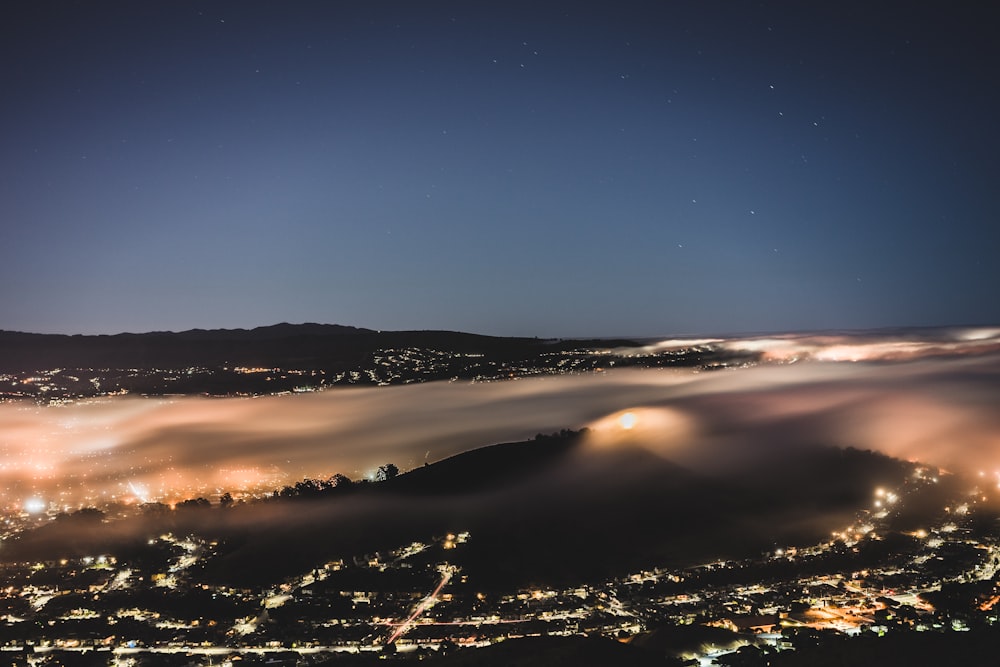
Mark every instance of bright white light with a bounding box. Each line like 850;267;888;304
128;482;150;503
619;412;637;430
958;327;1000;341
24;498;46;514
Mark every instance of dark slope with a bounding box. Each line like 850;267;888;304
380;430;582;495
0;324;549;372
3;430;914;592
0;324;519;372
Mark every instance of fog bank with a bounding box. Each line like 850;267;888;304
2;333;999;509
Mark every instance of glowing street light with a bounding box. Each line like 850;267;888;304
619;412;637;430
24;498;46;514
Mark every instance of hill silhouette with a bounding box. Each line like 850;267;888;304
2;429;912;592
0;324;676;400
0;323;548;372
380;429;583;495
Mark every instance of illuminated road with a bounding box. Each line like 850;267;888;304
386;566;455;644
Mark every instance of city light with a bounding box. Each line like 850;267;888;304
619;412;638;430
23;497;46;514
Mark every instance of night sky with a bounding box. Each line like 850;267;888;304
2;2;998;337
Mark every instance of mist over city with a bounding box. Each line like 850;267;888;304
4;0;1000;663
4;328;999;510
1;325;1000;666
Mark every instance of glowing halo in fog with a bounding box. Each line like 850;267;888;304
24;498;46;514
1;341;999;506
585;406;698;457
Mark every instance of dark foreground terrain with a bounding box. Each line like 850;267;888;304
5;426;997;666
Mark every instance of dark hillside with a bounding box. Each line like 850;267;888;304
2;430;915;592
380;430;584;495
0;324;545;372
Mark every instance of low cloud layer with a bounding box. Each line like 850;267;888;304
2;328;999;510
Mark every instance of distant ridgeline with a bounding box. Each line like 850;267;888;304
0;323;753;399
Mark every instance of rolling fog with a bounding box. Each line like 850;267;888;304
2;329;999;509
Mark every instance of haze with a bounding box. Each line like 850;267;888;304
3;330;999;511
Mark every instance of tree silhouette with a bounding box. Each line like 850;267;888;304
376;463;399;481
329;473;353;488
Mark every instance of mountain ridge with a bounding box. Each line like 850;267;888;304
0;323;562;374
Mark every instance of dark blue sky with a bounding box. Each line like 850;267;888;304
2;1;998;337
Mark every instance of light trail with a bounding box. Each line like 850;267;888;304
386;566;454;644
127;481;150;503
